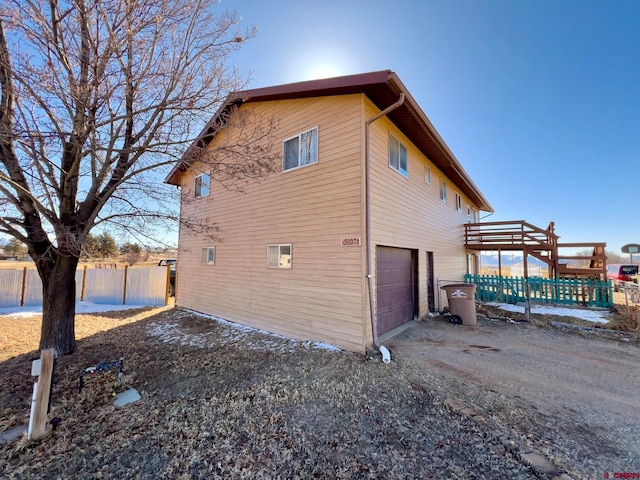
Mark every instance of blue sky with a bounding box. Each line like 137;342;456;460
220;0;639;255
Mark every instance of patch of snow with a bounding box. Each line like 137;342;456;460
486;302;610;324
0;301;151;317
146;321;213;348
147;309;341;353
307;341;342;352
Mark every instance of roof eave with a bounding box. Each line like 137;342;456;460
165;70;493;213
384;72;493;212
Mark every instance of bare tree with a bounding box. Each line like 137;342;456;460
575;249;625;267
0;0;279;355
120;241;142;265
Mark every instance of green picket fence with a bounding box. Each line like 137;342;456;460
464;274;613;308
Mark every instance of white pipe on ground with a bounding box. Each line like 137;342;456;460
27;382;38;439
379;345;391;364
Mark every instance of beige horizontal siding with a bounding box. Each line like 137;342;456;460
366;98;481;321
177;95;367;352
177;93;486;350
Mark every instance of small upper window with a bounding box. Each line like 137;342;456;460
389;134;408;177
455;193;462;212
267;244;292;269
201;247;215;265
440;181;447;203
195;173;210;198
283;128;318;171
424;166;431;184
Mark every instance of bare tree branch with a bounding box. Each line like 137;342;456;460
0;0;278;355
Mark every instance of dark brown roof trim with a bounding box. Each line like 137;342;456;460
165;70;493;212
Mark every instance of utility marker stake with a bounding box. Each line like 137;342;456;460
28;349;55;440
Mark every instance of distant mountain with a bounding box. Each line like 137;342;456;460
479;254;548;268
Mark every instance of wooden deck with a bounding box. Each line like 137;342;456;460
464;220;606;279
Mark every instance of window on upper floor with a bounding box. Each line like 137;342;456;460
440;180;447;203
283;127;318;171
201;247;216;265
389;134;408;177
267;244;292;269
455;192;462;212
195;172;210;198
424;166;431;184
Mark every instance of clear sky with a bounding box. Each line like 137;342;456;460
219;0;639;255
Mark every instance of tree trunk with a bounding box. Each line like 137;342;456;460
38;255;79;355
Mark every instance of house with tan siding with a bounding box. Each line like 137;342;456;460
165;70;493;353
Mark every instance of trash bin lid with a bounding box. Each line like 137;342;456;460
440;283;476;289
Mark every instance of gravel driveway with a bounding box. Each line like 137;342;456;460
387;317;640;479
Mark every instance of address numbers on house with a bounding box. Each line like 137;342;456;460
341;237;361;247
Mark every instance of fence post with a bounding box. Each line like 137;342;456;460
525;279;531;321
122;265;128;305
81;265;87;302
165;263;171;306
20;267;27;307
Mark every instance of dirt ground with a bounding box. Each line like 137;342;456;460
1;308;541;479
1;305;639;479
387;313;640;478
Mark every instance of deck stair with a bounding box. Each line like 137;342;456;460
464;220;606;280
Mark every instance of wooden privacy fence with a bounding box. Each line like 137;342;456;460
0;265;169;308
464;274;613;308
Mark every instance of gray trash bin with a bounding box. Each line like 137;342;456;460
441;283;477;326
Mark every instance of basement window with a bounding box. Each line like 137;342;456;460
283;128;318;171
267;244;292;269
389;134;408;177
195;173;210;198
201;247;215;265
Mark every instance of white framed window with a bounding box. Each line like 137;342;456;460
455;192;462;212
201;247;215;265
424;166;431;184
283;127;318;171
467;207;472;223
389;134;408;177
195;172;210;198
267;244;292;269
439;180;447;203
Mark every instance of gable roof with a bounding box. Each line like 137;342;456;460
165;70;493;212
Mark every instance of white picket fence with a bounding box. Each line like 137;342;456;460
0;266;169;308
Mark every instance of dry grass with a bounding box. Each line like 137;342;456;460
475;293;640;337
0;261;36;270
3;300;639;478
0;307;168;362
0;308;541;479
0;254;172;271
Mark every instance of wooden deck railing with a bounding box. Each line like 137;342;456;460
465;221;606;280
465;220;558;250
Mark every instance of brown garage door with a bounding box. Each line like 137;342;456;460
376;246;415;336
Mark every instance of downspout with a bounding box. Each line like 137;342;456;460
364;92;405;363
